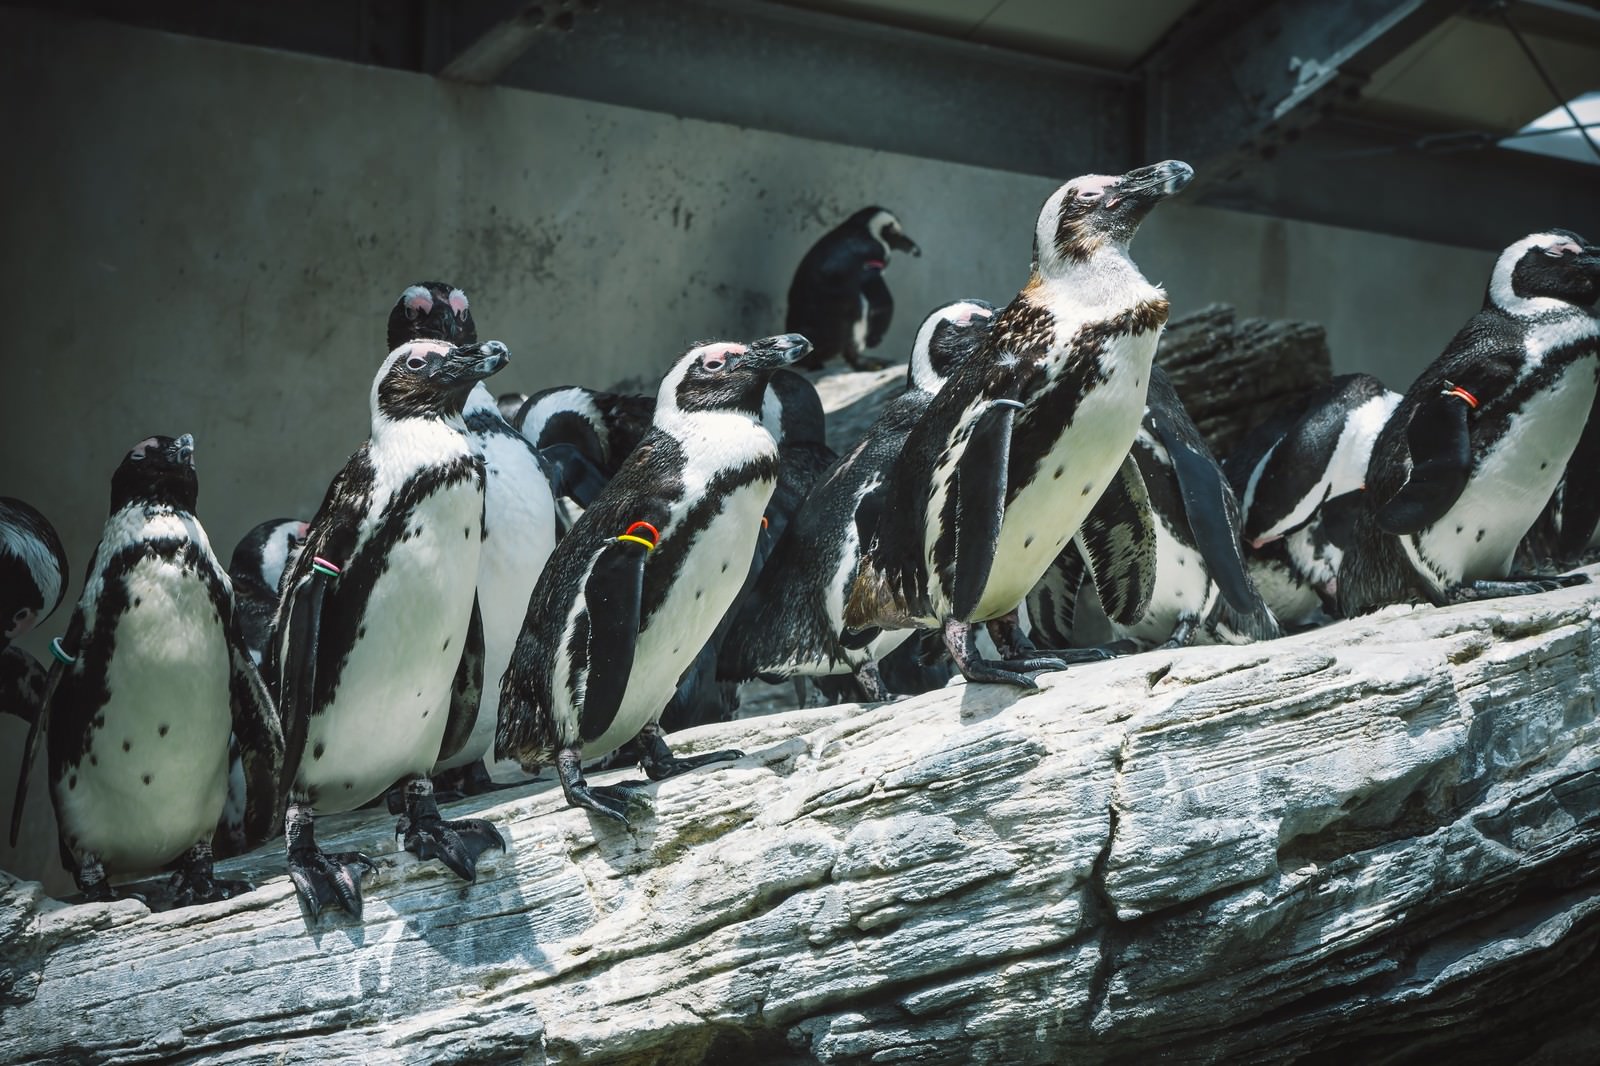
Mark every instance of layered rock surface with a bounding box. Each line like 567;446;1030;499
3;573;1598;1065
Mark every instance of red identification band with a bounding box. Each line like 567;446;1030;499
1443;385;1479;409
761;516;769;530
623;521;659;546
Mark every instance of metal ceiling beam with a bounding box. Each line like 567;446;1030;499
1142;0;1463;188
435;1;597;85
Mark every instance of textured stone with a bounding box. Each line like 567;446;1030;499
2;576;1599;1064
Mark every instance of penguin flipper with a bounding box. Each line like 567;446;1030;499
1026;544;1086;649
1376;389;1474;535
275;567;328;802
437;597;486;765
863;271;894;349
9;607;80;847
225;632;286;853
0;646;47;724
1077;453;1158;628
540;443;610;508
578;535;652;746
1555;389;1600;559
950;398;1022;620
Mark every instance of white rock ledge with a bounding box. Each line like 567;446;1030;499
4;574;1600;1065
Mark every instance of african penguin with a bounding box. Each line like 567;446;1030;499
497;392;529;423
1;496;69;655
722;300;996;702
514;385;657;508
8;435;284;907
1339;229;1600;615
845;160;1194;687
496;333;811;827
393;283;561;797
1225;373;1399;626
228;518;309;665
1026;367;1279;652
268;336;509;921
789;207;920;371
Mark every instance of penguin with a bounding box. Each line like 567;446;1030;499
1026;366;1280;651
8;435;284;906
496;333;811;826
845;161;1194;687
268;336;510;920
1224;374;1400;626
1;496;69;654
387;283;560;798
789;207;921;371
721;300;996;702
497;392;529;423
514;385;656;508
1339;230;1600;615
228;518;309;665
659;368;839;731
1;645;47;725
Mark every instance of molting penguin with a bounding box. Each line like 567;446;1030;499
1225;373;1399;626
788;207;921;370
845;161;1194;686
9;436;284;906
1;497;69;655
387;283;559;798
496;333;811;826
228;519;309;665
722;300;996;702
268;336;509;920
1339;230;1600;615
1027;366;1279;651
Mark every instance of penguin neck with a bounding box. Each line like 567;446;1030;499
1027;243;1161;317
369;406;474;475
461;382;500;419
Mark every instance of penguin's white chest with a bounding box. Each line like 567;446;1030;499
582;475;772;758
973;331;1157;620
1412;359;1598;586
301;480;482;812
1114;506;1217;646
56;556;233;873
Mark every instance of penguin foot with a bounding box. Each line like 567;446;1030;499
167;842;250;908
558;747;646;826
944;619;1056;688
396;778;505;882
637;725;744;782
286;803;374;921
433;759;518;802
1450;574;1590;603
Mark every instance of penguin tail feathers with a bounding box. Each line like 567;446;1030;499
844;552;923;634
1217;595;1283;644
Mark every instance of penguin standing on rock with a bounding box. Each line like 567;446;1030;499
1;497;68;722
1339;230;1600;615
9;436;284;906
228;519;308;665
721;300;996;701
496;334;811;826
845;161;1194;686
268;336;510;920
789;207;920;370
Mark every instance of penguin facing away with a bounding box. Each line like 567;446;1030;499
845;160;1194;687
268;337;509;921
789;207;921;371
1;496;69;654
1339;230;1600;615
496;333;812;827
721;299;996;702
228;518;309;665
9;435;284;906
514;385;657;507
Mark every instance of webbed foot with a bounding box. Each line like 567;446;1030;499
397;778;505;882
637;725;743;781
946;619;1062;688
167;841;250;908
558;746;647;826
1449;573;1590;603
286;803;374;921
432;759;519;803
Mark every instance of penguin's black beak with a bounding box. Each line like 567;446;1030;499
171;433;196;469
885;228;921;257
740;333;812;371
1106;160;1194;210
437;340;510;385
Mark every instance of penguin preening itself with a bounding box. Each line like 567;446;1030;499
384;282;559;798
496;333;812;826
9;436;284;906
789;207;920;371
845;161;1194;687
268;336;510;921
721;300;996;702
1;496;69;654
1226;373;1399;626
1027;366;1279;652
228;518;308;665
1339;230;1600;615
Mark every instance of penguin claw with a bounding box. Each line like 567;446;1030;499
955;660;1042;689
1000;655;1069;674
289;848;375;921
641;747;745;782
167;870;251;909
570;782;640;826
399;814;506;883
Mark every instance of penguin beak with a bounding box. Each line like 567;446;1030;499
740;333;813;371
437;340;510;385
1105;160;1194;210
885;228;921;257
173;433;196;468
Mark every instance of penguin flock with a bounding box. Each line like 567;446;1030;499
4;169;1599;926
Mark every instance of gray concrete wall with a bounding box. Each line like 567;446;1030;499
0;8;1499;890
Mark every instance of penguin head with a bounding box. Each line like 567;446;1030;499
387;282;477;351
908;299;996;393
0;497;68;644
848;207;921;261
761;369;828;446
1035;160;1193;272
230;518;309;594
658;334;813;419
111;434;198;513
374;339;510;421
1487;230;1600;314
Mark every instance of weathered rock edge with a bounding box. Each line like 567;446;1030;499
3;575;1599;1065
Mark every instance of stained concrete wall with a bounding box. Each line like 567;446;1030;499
1;7;1499;891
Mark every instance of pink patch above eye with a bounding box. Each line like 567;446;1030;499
865;259;886;270
403;287;434;313
449;289;469;314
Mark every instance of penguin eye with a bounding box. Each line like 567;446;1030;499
406;355;429;371
1075;189;1103;203
405;305;422;320
1542;246;1566;258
